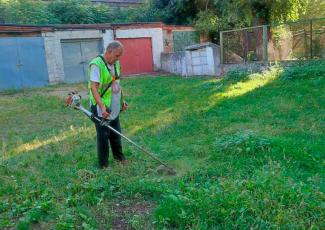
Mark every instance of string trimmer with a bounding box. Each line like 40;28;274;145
66;92;176;175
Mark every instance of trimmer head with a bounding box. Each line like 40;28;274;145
156;165;177;176
66;91;81;108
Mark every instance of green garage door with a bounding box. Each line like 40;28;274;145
61;39;103;83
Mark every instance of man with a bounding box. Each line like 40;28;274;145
88;40;128;168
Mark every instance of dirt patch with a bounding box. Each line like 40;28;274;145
0;84;89;100
112;201;155;230
44;86;89;99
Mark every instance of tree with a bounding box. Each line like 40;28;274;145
0;1;7;23
299;0;325;20
133;0;211;25
1;0;52;25
195;10;219;41
229;0;305;25
89;4;113;24
47;0;94;24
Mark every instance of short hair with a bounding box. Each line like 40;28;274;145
106;40;124;52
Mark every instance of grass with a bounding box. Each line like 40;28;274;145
0;61;324;229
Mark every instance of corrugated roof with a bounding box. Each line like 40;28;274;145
0;24;54;33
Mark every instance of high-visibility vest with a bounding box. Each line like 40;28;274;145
88;56;121;107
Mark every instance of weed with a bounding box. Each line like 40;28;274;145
214;130;272;156
280;61;325;80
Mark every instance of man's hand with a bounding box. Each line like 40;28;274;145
100;105;110;119
122;101;128;111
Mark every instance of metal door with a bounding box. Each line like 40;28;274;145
18;37;49;88
118;38;153;75
61;39;103;83
0;37;48;90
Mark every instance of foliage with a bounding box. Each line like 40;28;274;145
299;0;325;19
47;0;110;24
280;61;325;80
194;10;219;40
223;69;251;82
0;1;7;23
172;31;200;52
0;0;113;25
0;62;324;228
0;0;54;25
1;0;324;44
214;130;272;155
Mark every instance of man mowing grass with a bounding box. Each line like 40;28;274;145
88;41;128;168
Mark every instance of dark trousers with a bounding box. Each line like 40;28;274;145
92;107;126;168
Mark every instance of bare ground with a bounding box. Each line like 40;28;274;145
111;201;155;230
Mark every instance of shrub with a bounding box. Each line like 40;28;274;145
223;70;251;82
280;61;325;80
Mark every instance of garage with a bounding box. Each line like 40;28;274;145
118;37;153;75
0;23;197;89
61;39;103;83
0;37;48;90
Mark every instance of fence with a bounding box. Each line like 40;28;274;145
220;18;325;64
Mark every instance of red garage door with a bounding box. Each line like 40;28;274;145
118;38;153;75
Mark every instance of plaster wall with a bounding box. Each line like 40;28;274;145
161;43;222;76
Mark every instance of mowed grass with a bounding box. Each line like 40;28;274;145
0;61;324;229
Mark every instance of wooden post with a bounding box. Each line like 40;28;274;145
263;25;268;66
310;19;313;59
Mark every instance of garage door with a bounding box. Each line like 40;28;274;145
61;39;103;83
0;37;48;90
118;38;153;75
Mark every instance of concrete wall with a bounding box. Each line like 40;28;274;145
221;62;266;73
161;43;222;76
102;29;114;49
42;30;103;83
115;28;164;70
161;51;187;76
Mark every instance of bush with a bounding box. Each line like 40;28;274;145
280;61;325;80
223;70;251;82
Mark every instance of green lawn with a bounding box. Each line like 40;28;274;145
0;61;324;229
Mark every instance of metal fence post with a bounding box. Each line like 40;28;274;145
263;25;268;66
220;31;223;65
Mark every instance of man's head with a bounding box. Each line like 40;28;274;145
104;41;124;65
